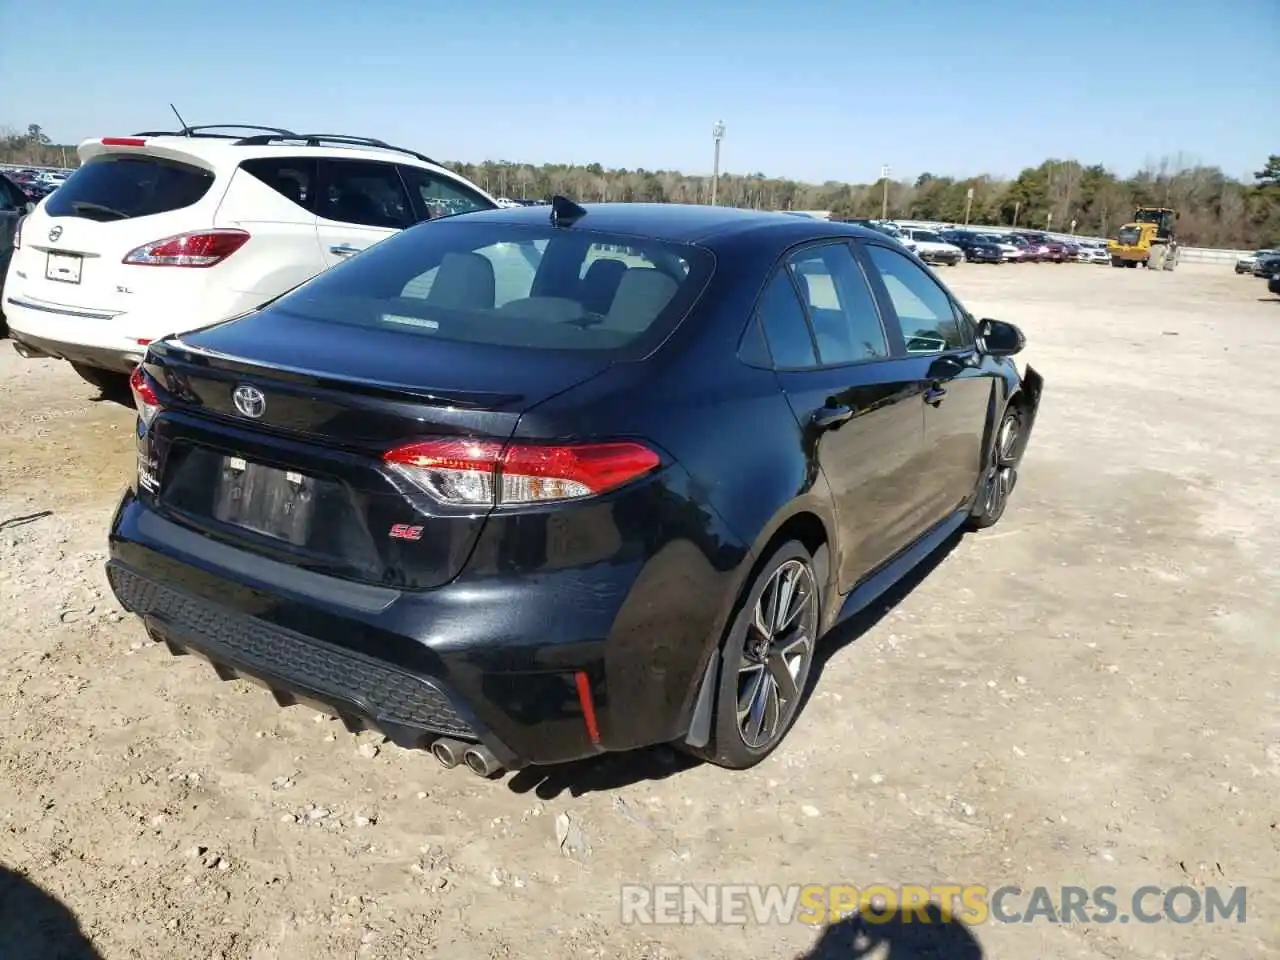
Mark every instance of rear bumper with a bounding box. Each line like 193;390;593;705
10;329;143;373
106;490;725;768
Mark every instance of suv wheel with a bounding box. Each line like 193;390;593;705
686;541;820;770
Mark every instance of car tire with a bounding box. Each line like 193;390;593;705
968;406;1022;530
71;363;130;399
684;540;821;770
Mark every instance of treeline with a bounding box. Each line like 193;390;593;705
5;123;1277;248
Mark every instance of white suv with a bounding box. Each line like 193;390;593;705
4;125;499;389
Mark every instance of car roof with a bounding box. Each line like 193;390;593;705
452;201;885;246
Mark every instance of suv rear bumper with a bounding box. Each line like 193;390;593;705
10;329;144;373
106;490;718;769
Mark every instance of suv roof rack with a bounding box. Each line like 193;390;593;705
132;124;301;140
232;132;438;166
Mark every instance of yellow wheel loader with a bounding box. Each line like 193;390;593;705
1107;207;1179;270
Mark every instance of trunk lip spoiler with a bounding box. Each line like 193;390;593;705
149;336;526;409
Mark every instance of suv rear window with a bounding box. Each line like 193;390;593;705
264;219;714;356
44;154;215;222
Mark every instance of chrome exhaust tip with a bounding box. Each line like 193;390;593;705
430;737;466;769
462;745;504;779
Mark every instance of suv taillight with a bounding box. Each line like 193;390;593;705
123;229;250;268
129;365;162;426
384;438;661;506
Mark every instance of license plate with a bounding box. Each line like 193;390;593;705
212;456;315;545
46;252;83;284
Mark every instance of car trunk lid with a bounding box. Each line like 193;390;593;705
140;310;612;589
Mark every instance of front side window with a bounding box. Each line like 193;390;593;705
266;220;711;356
864;244;968;354
399;165;495;220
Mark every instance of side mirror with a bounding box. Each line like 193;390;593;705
976;318;1025;357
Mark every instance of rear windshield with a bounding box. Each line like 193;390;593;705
264;218;714;356
44;154;215;222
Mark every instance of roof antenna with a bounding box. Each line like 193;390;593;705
169;103;192;136
550;195;587;227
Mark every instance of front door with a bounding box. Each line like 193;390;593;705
755;240;931;593
314;159;415;269
860;242;996;527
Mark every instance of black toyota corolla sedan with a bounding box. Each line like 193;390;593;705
107;199;1043;777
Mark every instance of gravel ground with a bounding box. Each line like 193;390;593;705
1;262;1277;960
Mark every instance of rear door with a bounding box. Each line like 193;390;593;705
214;156;324;299
315;159;414;269
756;240;931;592
860;241;995;527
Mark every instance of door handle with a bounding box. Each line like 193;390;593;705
924;384;947;406
329;244;363;257
812;404;854;429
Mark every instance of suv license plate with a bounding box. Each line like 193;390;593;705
46;252;83;284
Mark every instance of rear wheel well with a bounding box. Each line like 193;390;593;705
744;511;832;610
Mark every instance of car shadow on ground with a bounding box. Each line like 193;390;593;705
505;530;964;800
797;903;984;959
0;864;103;960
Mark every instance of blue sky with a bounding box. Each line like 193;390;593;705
2;0;1274;184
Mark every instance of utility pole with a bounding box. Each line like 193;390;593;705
710;121;725;206
964;187;974;226
1012;201;1020;227
880;165;890;219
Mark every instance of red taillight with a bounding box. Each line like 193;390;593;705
102;137;147;147
129;365;161;426
123;229;250;268
383;438;661;506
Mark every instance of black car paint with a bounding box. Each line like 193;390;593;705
0;173;29;316
106;203;1042;769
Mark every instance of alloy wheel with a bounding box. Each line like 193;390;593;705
736;558;816;749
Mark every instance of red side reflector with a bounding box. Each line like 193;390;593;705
101;137;147;147
135;339;152;346
574;671;601;744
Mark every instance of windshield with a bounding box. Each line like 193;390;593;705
913;230;941;243
265;219;714;356
1134;210;1168;225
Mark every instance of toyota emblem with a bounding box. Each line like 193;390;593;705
48;226;63;242
232;384;266;419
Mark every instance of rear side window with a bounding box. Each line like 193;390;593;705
318;159;414;229
44;154;214;221
264;220;713;357
755;272;818;368
787;244;888;364
240;157;316;211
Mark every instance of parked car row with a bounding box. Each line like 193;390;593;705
1237;248;1279;276
1;166;71;202
2;122;1045;778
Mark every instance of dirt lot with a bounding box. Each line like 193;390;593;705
1;263;1277;960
